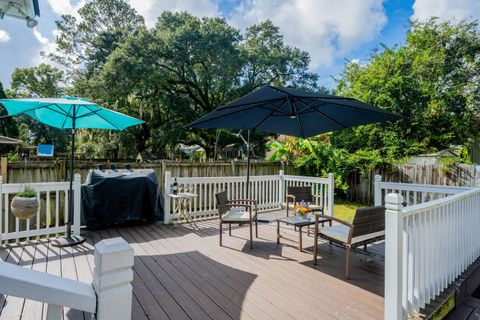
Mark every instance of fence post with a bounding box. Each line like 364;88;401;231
279;170;285;206
164;171;172;224
374;175;382;206
72;174;81;235
93;237;134;320
384;193;404;320
327;173;334;216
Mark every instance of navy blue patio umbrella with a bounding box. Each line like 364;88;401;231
188;85;404;196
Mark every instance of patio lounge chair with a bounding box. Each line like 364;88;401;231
216;191;258;249
313;206;385;279
285;186;323;217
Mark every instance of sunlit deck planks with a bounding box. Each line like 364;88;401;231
0;213;385;320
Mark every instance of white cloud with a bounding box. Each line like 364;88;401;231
230;0;387;69
0;29;11;43
412;0;480;22
128;0;219;28
46;0;85;18
32;29;58;64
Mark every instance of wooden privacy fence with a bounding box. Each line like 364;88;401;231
3;159;300;184
163;170;335;223
347;163;477;204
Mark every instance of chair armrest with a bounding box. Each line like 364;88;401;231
314;213;352;227
286;194;295;201
310;207;324;213
314;214;354;244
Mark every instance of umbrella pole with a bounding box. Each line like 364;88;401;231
52;109;85;247
246;129;251;199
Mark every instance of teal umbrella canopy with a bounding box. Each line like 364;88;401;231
0;97;144;130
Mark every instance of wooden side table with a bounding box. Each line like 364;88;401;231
169;192;198;226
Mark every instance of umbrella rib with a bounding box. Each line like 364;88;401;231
81;104;122;129
253;100;289;131
311;97;402;117
61;105;74;129
189;100;284;127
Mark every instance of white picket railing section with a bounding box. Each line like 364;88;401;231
163;171;334;223
384;186;480;319
0;174;81;244
374;174;470;207
0;237;134;320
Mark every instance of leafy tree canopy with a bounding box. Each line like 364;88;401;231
80;11;318;158
7;64;69;151
333;18;480;158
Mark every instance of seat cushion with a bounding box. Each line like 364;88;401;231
222;207;252;222
318;225;385;245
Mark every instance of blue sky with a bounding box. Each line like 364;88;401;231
0;0;478;90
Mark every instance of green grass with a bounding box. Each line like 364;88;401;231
333;199;366;222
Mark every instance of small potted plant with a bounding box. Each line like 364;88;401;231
11;186;39;220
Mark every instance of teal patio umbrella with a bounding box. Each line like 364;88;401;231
0;96;144;246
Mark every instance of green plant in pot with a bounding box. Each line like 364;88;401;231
11;186;39;220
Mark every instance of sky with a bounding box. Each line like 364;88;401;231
1;0;480;90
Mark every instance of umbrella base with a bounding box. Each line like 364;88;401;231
51;235;86;247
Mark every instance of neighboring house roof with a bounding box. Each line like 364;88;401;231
0;136;22;145
413;149;458;158
176;144;204;155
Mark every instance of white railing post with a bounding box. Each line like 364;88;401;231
327;173;334;216
279;170;285;205
164;171;172;224
93;237;134;320
384;193;404;320
72;174;81;235
374;174;382;206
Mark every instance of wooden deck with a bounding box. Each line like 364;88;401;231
0;214;385;319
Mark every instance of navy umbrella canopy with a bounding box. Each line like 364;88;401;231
189;85;403;138
188;85;404;198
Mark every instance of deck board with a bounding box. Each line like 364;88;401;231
0;216;385;320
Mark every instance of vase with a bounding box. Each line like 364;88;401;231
11;196;39;220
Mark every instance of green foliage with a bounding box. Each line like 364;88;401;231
0;81;19;138
17;186;37;198
80;11;318;159
7;151;19;162
334;18;480;158
7;65;69;151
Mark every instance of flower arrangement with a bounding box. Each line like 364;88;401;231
293;200;311;216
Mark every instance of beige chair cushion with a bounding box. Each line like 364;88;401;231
222;207;252;222
319;225;385;245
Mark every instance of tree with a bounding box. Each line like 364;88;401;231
334;18;480;159
0;81;19;138
47;0;144;77
9;65;69;151
87;12;318;158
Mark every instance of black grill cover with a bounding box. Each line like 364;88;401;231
81;169;159;229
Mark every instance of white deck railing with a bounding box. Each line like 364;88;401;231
374;174;470;207
163;170;334;223
0;237;134;320
384;185;480;319
0;174;81;244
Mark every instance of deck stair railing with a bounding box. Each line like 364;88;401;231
0;237;134;320
384;182;480;319
163;170;334;223
0;174;82;244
